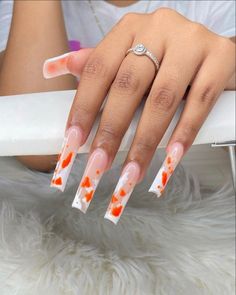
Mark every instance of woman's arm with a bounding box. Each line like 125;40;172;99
0;0;77;172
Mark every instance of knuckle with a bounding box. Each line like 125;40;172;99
134;138;156;154
82;55;108;80
180;121;199;138
98;123;121;142
198;85;218;105
217;36;234;52
70;102;91;127
154;7;175;17
149;86;176;112
120;12;137;24
112;67;140;94
189;22;207;36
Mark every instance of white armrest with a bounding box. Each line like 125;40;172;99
0;90;235;156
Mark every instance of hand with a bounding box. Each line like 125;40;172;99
44;8;235;224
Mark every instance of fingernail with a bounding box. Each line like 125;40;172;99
72;148;109;213
43;52;70;79
149;142;184;197
104;161;140;224
50;126;83;192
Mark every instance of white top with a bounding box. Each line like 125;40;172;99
0;0;235;52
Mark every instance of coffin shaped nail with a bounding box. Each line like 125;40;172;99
104;161;140;224
50;126;83;192
149;142;184;197
43;52;70;79
72;148;108;213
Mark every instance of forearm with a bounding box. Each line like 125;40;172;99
0;0;76;95
0;0;77;172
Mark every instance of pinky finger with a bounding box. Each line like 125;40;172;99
43;48;93;79
149;54;235;196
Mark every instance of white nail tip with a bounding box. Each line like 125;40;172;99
50;183;65;192
43;52;71;79
104;213;118;225
148;188;161;197
72;202;87;214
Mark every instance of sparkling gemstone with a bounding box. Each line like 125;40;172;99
134;44;146;54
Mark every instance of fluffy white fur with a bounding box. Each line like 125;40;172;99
0;150;235;295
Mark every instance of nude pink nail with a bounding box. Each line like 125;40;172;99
50;126;83;192
72;148;109;213
104;161;140;224
149;142;184;197
43;52;70;79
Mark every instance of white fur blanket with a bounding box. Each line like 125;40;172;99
0;148;235;295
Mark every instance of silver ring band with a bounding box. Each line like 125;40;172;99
126;44;160;72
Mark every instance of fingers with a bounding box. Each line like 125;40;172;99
150;44;235;196
126;47;201;178
167;42;235;152
50;21;135;190
72;44;159;214
43;48;94;78
104;47;202;223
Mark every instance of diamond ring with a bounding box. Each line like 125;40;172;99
126;44;160;72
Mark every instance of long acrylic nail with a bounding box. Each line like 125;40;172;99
72;148;109;213
149;142;184;197
104;161;140;224
43;52;70;79
50;126;83;192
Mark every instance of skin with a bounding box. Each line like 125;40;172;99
0;0;235;174
65;8;235;181
0;0;77;172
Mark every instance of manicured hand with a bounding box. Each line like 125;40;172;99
44;8;235;224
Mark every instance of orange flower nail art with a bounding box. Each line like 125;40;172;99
149;142;184;197
50;126;83;192
104;162;140;224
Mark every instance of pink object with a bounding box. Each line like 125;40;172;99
104;162;140;224
43;53;71;79
72;148;109;213
50;126;83;192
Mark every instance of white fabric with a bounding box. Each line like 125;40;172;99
0;0;235;52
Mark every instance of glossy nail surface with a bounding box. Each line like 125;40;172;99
72;148;108;213
43;53;70;79
51;126;83;192
104;161;140;224
149;142;184;197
